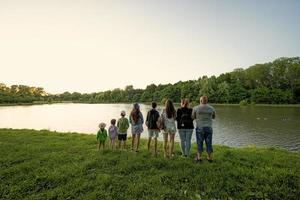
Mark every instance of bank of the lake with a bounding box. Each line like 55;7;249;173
1;129;299;200
0;101;71;107
2;101;300;107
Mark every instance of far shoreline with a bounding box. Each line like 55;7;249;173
1;101;300;107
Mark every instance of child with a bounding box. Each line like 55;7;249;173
117;111;130;150
108;119;118;150
146;102;160;156
97;122;107;151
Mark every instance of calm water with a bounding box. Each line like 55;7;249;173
0;103;299;151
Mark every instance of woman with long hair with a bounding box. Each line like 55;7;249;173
129;103;144;152
162;99;177;158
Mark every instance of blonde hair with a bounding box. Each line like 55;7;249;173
99;122;106;128
200;96;208;104
181;98;189;108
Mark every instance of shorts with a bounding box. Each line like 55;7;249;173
131;125;143;135
109;133;117;140
148;130;159;138
109;136;117;140
195;127;213;153
118;134;127;141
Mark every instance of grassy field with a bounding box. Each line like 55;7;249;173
1;129;299;200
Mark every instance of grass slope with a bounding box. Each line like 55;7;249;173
1;129;299;200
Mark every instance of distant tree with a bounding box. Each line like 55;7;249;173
1;57;299;104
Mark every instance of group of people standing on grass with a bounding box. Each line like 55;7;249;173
96;96;216;162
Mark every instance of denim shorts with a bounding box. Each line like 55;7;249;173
148;129;159;138
195;127;213;153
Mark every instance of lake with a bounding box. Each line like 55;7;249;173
0;103;299;151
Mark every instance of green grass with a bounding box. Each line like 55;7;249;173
1;129;299;200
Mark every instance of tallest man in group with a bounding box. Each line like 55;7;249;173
192;96;216;162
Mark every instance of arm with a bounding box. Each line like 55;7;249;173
96;131;99;140
140;113;144;124
212;111;216;119
126;118;130;129
146;111;149;125
176;109;180;121
129;115;132;124
191;108;196;120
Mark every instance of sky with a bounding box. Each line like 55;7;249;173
0;0;300;94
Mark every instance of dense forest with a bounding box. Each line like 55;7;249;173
1;57;300;104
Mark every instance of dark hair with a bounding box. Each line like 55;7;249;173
165;99;176;118
111;119;116;125
152;102;157;109
131;104;141;123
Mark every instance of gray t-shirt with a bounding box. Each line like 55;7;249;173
192;104;216;128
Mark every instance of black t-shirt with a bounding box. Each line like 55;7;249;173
146;109;160;129
176;107;194;129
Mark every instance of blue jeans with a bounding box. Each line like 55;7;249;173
178;129;193;156
196;127;213;153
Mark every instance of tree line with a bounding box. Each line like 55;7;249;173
1;57;300;104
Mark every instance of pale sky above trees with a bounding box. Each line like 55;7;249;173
0;0;299;93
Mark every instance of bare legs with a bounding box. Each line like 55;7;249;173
163;133;168;158
131;134;135;150
148;137;158;155
97;141;105;151
170;133;175;157
147;137;152;151
110;138;116;150
163;132;175;158
132;134;141;152
154;138;157;155
118;140;126;150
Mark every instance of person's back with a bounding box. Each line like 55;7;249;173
176;98;194;157
146;102;160;155
130;112;144;126
192;104;215;128
176;107;193;129
162;108;176;132
147;108;160;130
117;116;129;134
192;96;216;162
